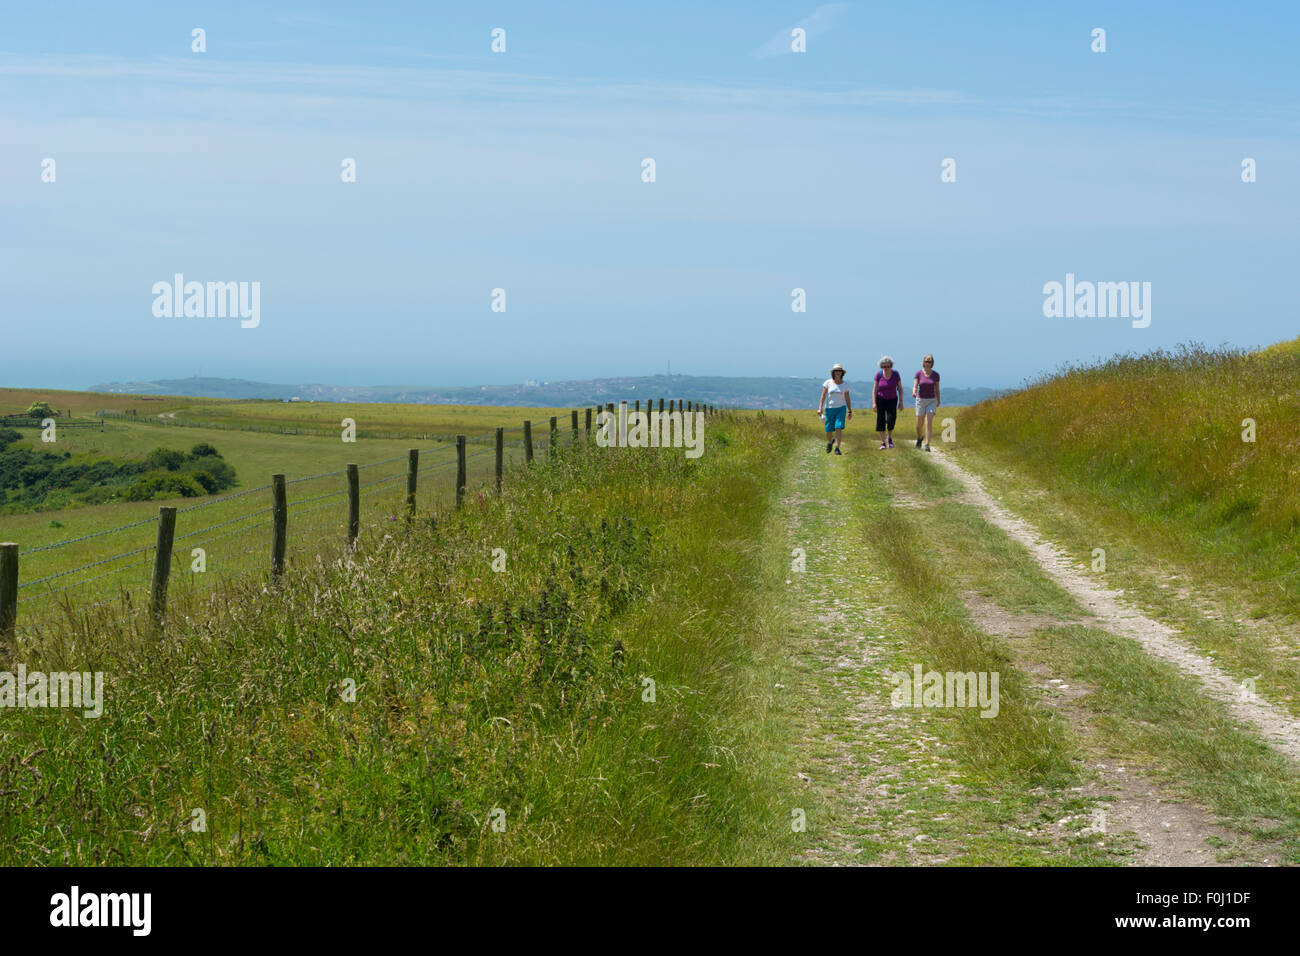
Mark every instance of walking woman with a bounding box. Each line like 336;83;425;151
872;356;902;449
817;363;852;455
912;354;941;452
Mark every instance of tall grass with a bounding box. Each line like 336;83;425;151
960;341;1300;610
0;414;802;865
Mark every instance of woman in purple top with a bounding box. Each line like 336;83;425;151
872;355;902;449
912;354;941;452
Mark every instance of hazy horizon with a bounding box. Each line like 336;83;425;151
5;367;1008;393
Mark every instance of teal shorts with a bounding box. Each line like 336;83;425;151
824;405;847;431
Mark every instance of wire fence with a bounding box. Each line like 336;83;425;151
0;402;717;639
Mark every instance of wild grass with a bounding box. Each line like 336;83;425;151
959;341;1300;613
0;413;803;865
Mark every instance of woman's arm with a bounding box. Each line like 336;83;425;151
844;388;852;417
935;383;940;408
818;385;827;415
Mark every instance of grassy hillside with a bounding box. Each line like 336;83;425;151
959;342;1300;610
0;402;607;625
0;386;197;418
0;412;803;865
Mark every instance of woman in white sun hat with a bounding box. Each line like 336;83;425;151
817;363;852;455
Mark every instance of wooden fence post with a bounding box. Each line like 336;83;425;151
456;436;467;507
347;464;359;545
0;543;17;644
524;420;534;463
272;474;287;580
549;417;558;458
585;407;592;440
571;409;578;443
659;397;664;414
150;506;177;624
495;427;504;493
407;449;419;520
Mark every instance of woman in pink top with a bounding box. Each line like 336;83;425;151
872;355;903;449
912;354;941;452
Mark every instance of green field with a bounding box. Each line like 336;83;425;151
0;392;611;628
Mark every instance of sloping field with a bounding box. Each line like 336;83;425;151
957;343;1300;610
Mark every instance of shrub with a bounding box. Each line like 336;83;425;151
183;456;235;491
189;470;219;494
124;471;206;501
144;447;186;471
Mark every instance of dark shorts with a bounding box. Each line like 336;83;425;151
824;405;847;432
875;398;898;432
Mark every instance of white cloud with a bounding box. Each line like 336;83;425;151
0;52;964;113
753;3;853;58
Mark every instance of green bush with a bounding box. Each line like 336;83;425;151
189;470;219;494
145;447;186;471
125;470;207;501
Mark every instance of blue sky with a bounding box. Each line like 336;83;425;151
2;1;1297;390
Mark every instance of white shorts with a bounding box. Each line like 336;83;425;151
916;397;938;416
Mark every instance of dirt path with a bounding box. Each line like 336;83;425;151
779;443;958;865
961;592;1248;866
778;434;1293;865
930;448;1300;765
778;441;1138;865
